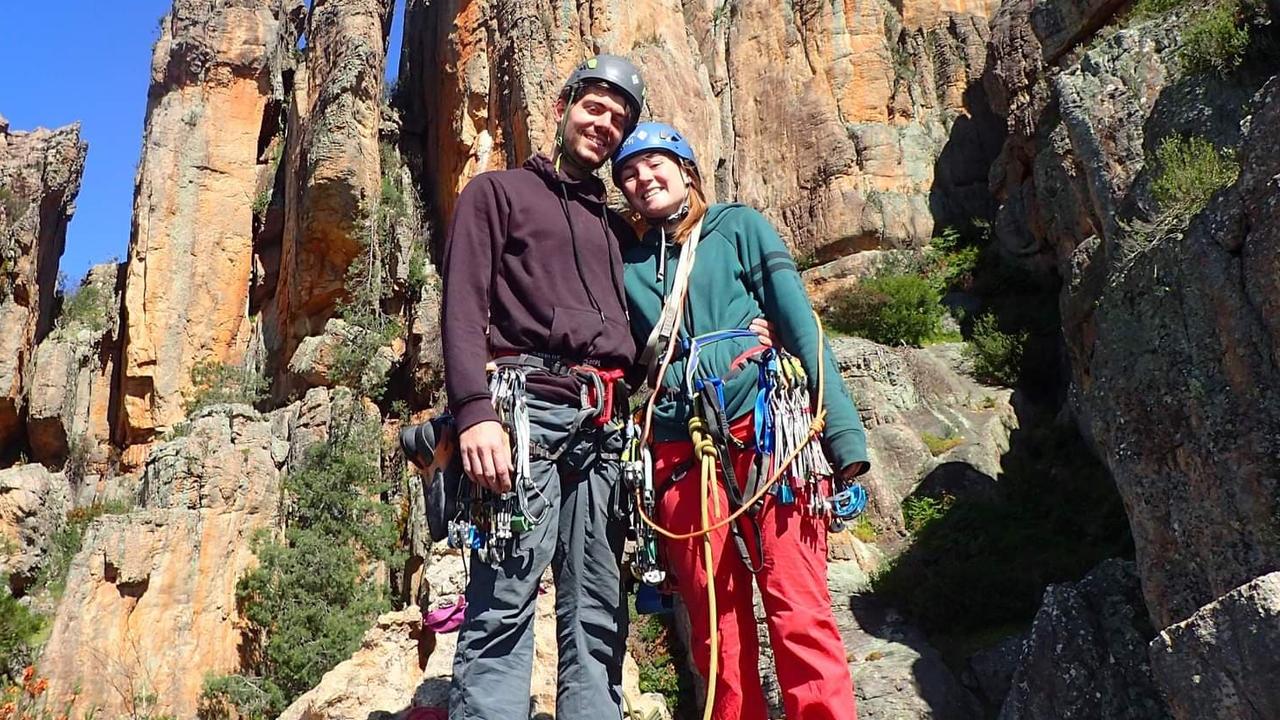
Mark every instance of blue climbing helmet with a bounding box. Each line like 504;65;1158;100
611;122;698;185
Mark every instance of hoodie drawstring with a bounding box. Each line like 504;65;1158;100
557;182;605;325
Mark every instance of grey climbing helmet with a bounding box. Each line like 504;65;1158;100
560;54;646;132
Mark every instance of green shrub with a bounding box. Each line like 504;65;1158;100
405;241;430;299
64;433;92;484
183;360;269;414
200;674;285;720
902;494;954;534
55;281;111;338
1150;135;1240;218
36;499;134;600
630;613;685;712
229;418;398;714
1129;0;1191;21
851;515;878;543
871;423;1132;634
0;577;44;680
0;187;24;221
963;313;1027;387
923;226;981;294
825;274;944;346
1179;1;1251;75
251;188;272;216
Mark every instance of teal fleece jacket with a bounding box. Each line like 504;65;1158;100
622;203;870;474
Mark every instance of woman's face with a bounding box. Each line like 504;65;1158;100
618;151;690;221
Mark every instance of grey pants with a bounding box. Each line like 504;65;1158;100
449;397;628;720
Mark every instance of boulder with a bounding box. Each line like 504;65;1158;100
287;317;397;391
1000;559;1170;720
830;337;1017;534
277;608;428;720
841;592;982;720
1149;572;1280;720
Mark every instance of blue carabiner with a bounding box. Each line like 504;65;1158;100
755;349;777;455
829;484;868;519
775;482;795;505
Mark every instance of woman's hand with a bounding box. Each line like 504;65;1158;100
839;461;869;481
749;317;775;347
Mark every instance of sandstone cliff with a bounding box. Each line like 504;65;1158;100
39;388;368;717
401;0;1003;258
264;0;396;383
0;118;87;458
985;0;1280;630
117;0;303;443
26;262;124;470
981;0;1280;716
7;0;1280;717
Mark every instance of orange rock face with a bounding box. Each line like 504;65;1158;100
116;0;302;443
0;119;87;454
268;0;395;379
40;387;361;717
40;411;284;717
403;0;1000;256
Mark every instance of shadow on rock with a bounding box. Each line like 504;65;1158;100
844;592;983;720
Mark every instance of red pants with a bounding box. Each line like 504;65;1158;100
653;414;858;720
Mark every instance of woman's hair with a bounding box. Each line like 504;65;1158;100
670;159;707;245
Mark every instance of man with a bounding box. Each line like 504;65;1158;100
440;55;645;720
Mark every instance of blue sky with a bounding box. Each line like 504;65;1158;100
0;0;405;288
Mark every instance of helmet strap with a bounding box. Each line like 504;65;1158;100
553;84;603;178
664;199;690;226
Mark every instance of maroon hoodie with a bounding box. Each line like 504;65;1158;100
441;154;637;432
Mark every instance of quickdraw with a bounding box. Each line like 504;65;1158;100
446;358;629;565
758;348;835;515
623;419;665;586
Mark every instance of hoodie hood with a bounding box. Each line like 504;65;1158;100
524;153;609;205
638;202;747;246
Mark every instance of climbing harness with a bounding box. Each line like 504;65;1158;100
627;217;868;720
440;354;627;566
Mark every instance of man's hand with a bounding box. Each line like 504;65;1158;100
459;420;512;494
749;317;775;347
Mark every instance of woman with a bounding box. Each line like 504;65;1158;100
613;122;869;720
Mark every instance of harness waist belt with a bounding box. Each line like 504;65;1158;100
494;353;627;426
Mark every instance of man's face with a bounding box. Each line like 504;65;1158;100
555;85;631;169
